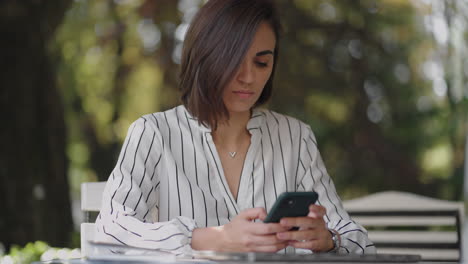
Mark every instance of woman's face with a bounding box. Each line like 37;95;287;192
223;21;276;115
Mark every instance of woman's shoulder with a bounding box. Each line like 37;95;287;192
140;105;184;123
256;108;312;133
261;110;319;149
128;106;184;131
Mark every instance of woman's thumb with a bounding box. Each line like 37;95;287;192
239;207;267;221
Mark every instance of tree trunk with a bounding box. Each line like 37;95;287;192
0;0;72;249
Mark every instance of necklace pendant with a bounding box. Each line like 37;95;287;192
228;152;237;158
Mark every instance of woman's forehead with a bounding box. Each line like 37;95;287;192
248;22;276;55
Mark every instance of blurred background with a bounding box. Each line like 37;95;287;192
0;0;467;259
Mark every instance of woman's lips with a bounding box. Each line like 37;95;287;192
233;90;254;99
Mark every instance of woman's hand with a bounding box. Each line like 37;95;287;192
275;204;334;252
192;207;290;252
220;207;291;252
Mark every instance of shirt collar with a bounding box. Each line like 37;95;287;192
247;108;264;131
182;105;265;133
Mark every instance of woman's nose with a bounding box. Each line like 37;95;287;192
237;61;255;84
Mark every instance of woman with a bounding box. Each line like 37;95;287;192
95;0;375;256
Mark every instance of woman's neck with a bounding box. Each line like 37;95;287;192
212;111;251;148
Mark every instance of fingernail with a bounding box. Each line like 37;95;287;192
308;212;317;218
277;232;287;239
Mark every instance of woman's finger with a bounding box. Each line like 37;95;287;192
238;207;268;221
280;216;323;229
288;239;320;250
276;229;317;241
248;222;290;235
308;204;326;218
249;242;289;252
247;233;288;246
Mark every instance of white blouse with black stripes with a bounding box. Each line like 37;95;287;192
95;105;376;256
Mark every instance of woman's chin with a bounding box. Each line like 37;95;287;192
226;105;254;115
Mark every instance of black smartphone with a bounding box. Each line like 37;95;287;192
264;192;319;224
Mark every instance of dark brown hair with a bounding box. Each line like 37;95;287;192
179;0;281;130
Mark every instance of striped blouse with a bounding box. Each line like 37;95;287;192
95;105;376;256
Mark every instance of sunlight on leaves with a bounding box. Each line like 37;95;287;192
421;143;453;181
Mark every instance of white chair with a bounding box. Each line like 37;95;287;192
80;181;106;257
343;191;464;262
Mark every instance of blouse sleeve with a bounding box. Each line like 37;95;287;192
298;124;376;254
94;117;197;256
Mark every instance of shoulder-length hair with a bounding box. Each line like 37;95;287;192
179;0;281;130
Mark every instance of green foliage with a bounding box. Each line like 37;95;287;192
1;241;49;264
271;0;467;200
70;231;81;250
50;0;467;202
0;241;81;264
52;0;182;191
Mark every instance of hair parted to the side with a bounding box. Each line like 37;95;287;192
179;0;281;130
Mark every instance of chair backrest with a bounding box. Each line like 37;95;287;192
343;191;464;262
80;181;106;257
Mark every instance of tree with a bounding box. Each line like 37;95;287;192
272;0;467;199
0;0;73;249
54;0;466;202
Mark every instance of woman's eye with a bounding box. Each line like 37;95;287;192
255;61;268;67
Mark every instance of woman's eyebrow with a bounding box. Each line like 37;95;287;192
256;50;274;56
